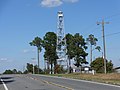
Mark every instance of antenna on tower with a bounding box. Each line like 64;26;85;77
56;11;68;68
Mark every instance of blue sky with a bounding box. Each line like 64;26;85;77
0;0;120;73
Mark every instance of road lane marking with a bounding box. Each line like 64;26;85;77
0;78;9;90
24;75;74;90
42;80;74;90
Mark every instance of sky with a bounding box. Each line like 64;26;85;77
0;0;120;73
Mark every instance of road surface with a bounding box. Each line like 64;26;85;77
0;74;120;90
0;74;66;90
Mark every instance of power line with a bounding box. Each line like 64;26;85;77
83;25;101;36
82;13;120;36
98;31;120;39
83;13;120;37
104;13;120;21
106;31;120;37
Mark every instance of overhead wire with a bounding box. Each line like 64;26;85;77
83;13;120;36
82;24;101;37
97;31;120;40
104;13;120;21
105;31;120;37
81;12;120;38
93;12;120;39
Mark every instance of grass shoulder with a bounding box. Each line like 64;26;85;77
49;73;120;86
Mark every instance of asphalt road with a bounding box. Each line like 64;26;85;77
0;74;66;90
0;78;5;90
1;74;120;90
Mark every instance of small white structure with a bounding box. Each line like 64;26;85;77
114;67;120;73
92;70;95;75
71;65;93;73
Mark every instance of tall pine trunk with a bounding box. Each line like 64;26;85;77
54;60;57;74
47;61;50;74
51;63;53;74
90;45;92;64
37;48;39;74
69;58;71;73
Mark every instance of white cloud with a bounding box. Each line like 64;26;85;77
0;58;7;61
23;49;30;53
40;0;79;7
0;58;13;62
23;49;36;53
41;0;63;7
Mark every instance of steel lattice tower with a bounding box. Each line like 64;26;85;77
56;11;67;67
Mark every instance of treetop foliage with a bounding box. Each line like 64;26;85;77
86;34;98;46
29;36;42;51
91;57;113;73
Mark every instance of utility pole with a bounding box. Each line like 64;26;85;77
33;62;35;74
97;19;109;74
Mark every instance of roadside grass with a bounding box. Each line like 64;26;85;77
50;73;120;85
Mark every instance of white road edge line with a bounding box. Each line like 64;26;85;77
0;78;9;90
36;74;120;88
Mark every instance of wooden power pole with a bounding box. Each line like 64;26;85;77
97;19;109;74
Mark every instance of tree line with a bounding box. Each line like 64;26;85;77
3;69;22;74
2;32;113;74
29;32;113;74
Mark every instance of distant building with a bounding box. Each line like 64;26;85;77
114;67;120;73
71;65;93;73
